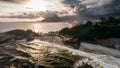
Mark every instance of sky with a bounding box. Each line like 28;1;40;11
0;0;120;22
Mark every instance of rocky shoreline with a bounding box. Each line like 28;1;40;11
0;38;92;68
0;29;120;68
1;29;120;58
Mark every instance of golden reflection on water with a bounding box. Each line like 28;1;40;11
0;22;72;33
33;23;41;33
32;23;72;33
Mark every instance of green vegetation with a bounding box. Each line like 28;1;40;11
42;49;84;68
60;17;120;41
77;62;93;68
4;47;93;68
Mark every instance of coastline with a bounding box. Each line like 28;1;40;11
34;35;120;58
0;30;120;68
1;29;120;58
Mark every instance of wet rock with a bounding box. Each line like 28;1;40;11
36;65;46;68
9;57;19;62
27;34;34;41
0;33;14;44
0;54;13;67
6;29;35;41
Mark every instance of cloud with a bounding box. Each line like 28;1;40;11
0;11;81;22
0;11;45;22
0;0;29;3
41;13;75;22
84;0;120;16
0;9;95;23
0;0;120;22
62;0;120;16
0;17;44;23
0;12;44;19
40;11;90;22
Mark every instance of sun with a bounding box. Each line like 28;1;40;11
25;0;49;11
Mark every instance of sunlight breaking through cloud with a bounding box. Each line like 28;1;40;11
0;0;120;22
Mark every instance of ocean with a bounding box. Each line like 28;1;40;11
0;22;72;33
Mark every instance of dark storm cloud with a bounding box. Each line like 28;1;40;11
41;13;75;22
0;11;81;22
0;0;29;3
103;0;120;15
0;0;120;22
62;0;120;16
